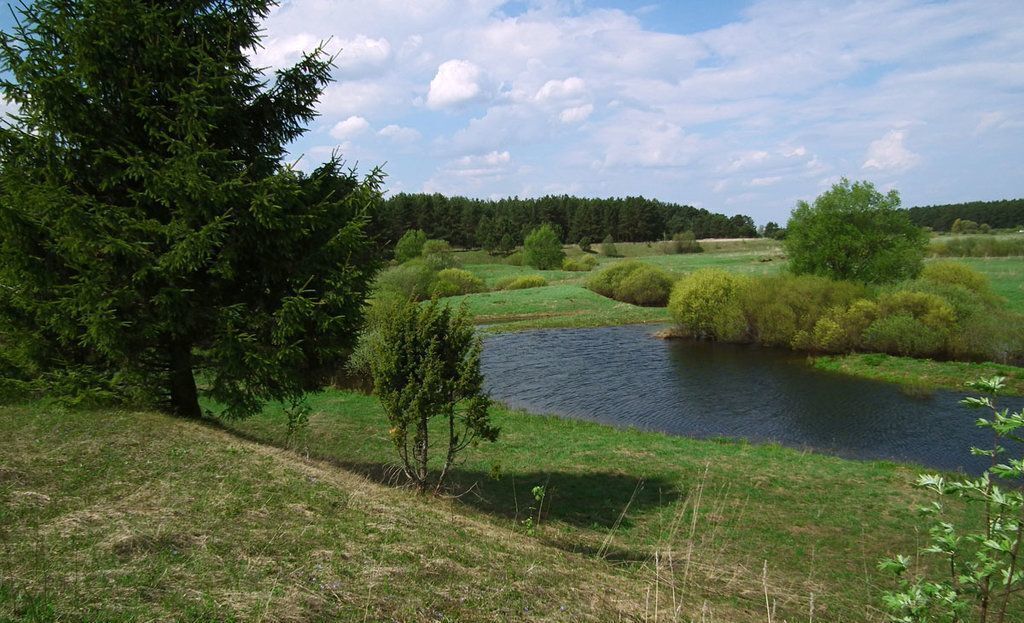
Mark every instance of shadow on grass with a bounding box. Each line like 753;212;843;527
205;415;679;530
308;457;680;531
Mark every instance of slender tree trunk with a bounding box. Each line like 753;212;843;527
167;338;201;419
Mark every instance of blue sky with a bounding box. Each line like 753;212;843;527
3;0;1023;224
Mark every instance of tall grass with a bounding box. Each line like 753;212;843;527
929;235;1024;257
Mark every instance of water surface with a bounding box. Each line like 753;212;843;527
481;324;1024;474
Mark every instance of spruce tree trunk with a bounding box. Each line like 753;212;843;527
168;338;201;418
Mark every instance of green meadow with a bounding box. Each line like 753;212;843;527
2;391;985;622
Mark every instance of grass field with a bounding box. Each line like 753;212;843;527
3;393;994;622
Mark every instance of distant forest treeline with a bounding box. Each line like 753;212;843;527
374;193;758;251
905;199;1024;231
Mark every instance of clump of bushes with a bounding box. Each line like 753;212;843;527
562;255;598;271
374;260;437;301
431;269;486;298
588;261;674;306
666;260;1024;362
494;275;547;290
578;237;592;253
375;239;475;300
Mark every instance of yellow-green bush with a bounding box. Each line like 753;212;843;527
374;260;437;301
562;255;598;271
669;269;748;340
615;266;674;306
805;299;879;352
587;261;674;306
494;275;547;290
876;290;957;335
862;315;946;357
920;261;992;296
740;274;865;347
431;269;486;298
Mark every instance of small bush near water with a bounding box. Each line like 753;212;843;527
494;275;548;290
587;261;674;306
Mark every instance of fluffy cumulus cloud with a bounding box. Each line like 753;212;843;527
252;0;1024;223
378;124;422;143
863;130;921;173
427;60;484;109
330;115;370;140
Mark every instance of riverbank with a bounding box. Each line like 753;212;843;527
1;393;985;621
812;352;1024;396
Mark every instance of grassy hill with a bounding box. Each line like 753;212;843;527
1;392;985;622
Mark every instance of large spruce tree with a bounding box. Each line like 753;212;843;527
0;1;382;418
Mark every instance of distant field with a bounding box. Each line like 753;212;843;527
450;242;1024;330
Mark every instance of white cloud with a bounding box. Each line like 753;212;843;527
862;129;921;172
378;124;422;143
251;0;1024;223
427;59;483;109
330;115;370;139
559;104;593;124
335;35;392;75
535;77;586;102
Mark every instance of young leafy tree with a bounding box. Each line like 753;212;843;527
394;229;428;263
522;223;565;269
368;298;498;493
785;179;927;284
0;1;382;418
880;377;1024;623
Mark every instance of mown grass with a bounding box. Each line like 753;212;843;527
444;284;669;332
813;353;1024;396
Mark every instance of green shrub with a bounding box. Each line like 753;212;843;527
374;260;437;301
951;310;1024;363
601;235;619;257
562;255;598;271
368;298;497;492
668;269;748;341
578;237;592;253
421;239;458;270
505;250;524;266
919;260;992;296
494;275;547;290
522;224;565;270
807;299;880;352
862;315;947;357
587;261;643;298
431;268;486;298
394;229;428;263
671;229;704;254
875;290;957;336
741;274;865;347
614;265;674;306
